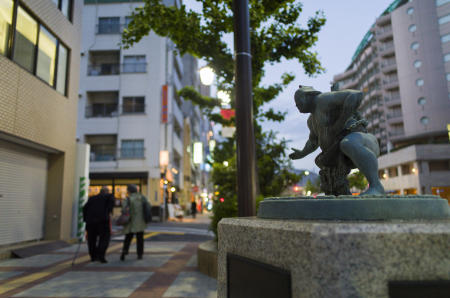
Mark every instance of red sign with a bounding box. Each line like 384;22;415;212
161;85;168;123
220;109;235;120
192;185;199;193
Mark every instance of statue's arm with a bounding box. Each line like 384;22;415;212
330;90;363;134
289;118;319;160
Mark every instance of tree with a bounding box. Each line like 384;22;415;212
348;170;368;193
122;0;326;237
305;178;320;195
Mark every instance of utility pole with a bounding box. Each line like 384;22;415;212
233;0;256;216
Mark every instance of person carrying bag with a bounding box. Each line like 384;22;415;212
120;184;151;261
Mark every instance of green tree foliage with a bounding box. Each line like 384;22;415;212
122;0;326;237
348;170;368;192
305;178;321;195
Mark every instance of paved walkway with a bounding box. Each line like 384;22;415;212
0;228;217;297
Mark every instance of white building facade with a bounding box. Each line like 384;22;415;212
77;0;210;212
333;0;450;200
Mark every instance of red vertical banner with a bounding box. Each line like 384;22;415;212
162;84;168;123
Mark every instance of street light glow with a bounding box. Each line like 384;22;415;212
223;161;229;167
304;170;310;175
199;66;214;86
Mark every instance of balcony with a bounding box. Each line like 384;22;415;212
90;146;117;161
385;95;401;107
85;103;118;118
383;78;399;90
379;44;395;57
119;147;145;159
88;51;120;76
377;26;393;41
88;64;120;76
387;112;403;124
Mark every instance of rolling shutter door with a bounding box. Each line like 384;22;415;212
0;139;47;245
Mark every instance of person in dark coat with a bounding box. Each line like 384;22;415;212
83;186;114;263
191;200;197;219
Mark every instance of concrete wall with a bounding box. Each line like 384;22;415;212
0;0;82;240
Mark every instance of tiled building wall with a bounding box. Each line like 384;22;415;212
0;0;82;240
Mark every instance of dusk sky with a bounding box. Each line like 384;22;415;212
186;0;395;172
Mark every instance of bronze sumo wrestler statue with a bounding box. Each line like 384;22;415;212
289;85;385;196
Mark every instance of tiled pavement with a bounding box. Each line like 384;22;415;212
0;234;217;297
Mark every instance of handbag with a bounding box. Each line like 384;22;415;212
142;196;152;223
116;197;130;226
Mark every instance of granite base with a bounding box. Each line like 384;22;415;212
218;217;450;298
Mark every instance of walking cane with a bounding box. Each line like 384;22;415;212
71;231;86;267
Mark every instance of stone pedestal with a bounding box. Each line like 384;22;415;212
218;217;450;298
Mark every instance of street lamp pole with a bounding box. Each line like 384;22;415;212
233;0;256;216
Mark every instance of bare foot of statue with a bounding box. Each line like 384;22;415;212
360;182;385;196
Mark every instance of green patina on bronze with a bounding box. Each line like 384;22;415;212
290;85;384;196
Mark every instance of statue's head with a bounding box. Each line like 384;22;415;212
294;85;321;113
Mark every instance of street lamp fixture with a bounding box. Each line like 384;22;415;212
170;186;176;192
199;66;214;86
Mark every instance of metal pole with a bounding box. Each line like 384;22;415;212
233;0;256;216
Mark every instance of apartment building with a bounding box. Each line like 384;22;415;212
77;0;211;212
333;0;450;199
0;0;81;245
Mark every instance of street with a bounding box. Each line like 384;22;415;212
0;213;216;298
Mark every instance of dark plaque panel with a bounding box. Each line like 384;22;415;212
389;281;450;298
227;254;291;298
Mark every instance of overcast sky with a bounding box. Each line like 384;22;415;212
186;0;395;172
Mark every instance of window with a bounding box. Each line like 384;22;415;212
441;33;450;43
125;16;133;26
123;55;146;73
420;116;429;125
416;78;424;86
36;26;57;86
0;3;69;95
56;43;68;95
0;0;13;56
429;160;450;171
388;167;398;177
13;6;38;72
439;14;450;25
98;17;120;34
444;53;450;62
410;42;419;50
122;97;145;113
121;140;144;159
407;7;414;15
437;0;450;6
52;0;72;20
413;60;422;68
417;97;426;105
408;24;417;32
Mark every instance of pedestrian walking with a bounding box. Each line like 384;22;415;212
120;184;151;261
191;200;197;219
83;186;114;263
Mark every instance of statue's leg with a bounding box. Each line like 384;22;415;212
339;132;385;195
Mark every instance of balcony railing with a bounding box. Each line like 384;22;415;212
122;104;145;114
387;112;402;119
389;130;404;137
85;104;118;118
90;146;117;161
88;64;120;76
88;63;147;76
119;148;145;159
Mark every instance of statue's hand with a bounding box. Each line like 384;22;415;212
289;148;304;160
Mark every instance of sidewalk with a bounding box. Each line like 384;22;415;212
0;231;217;297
